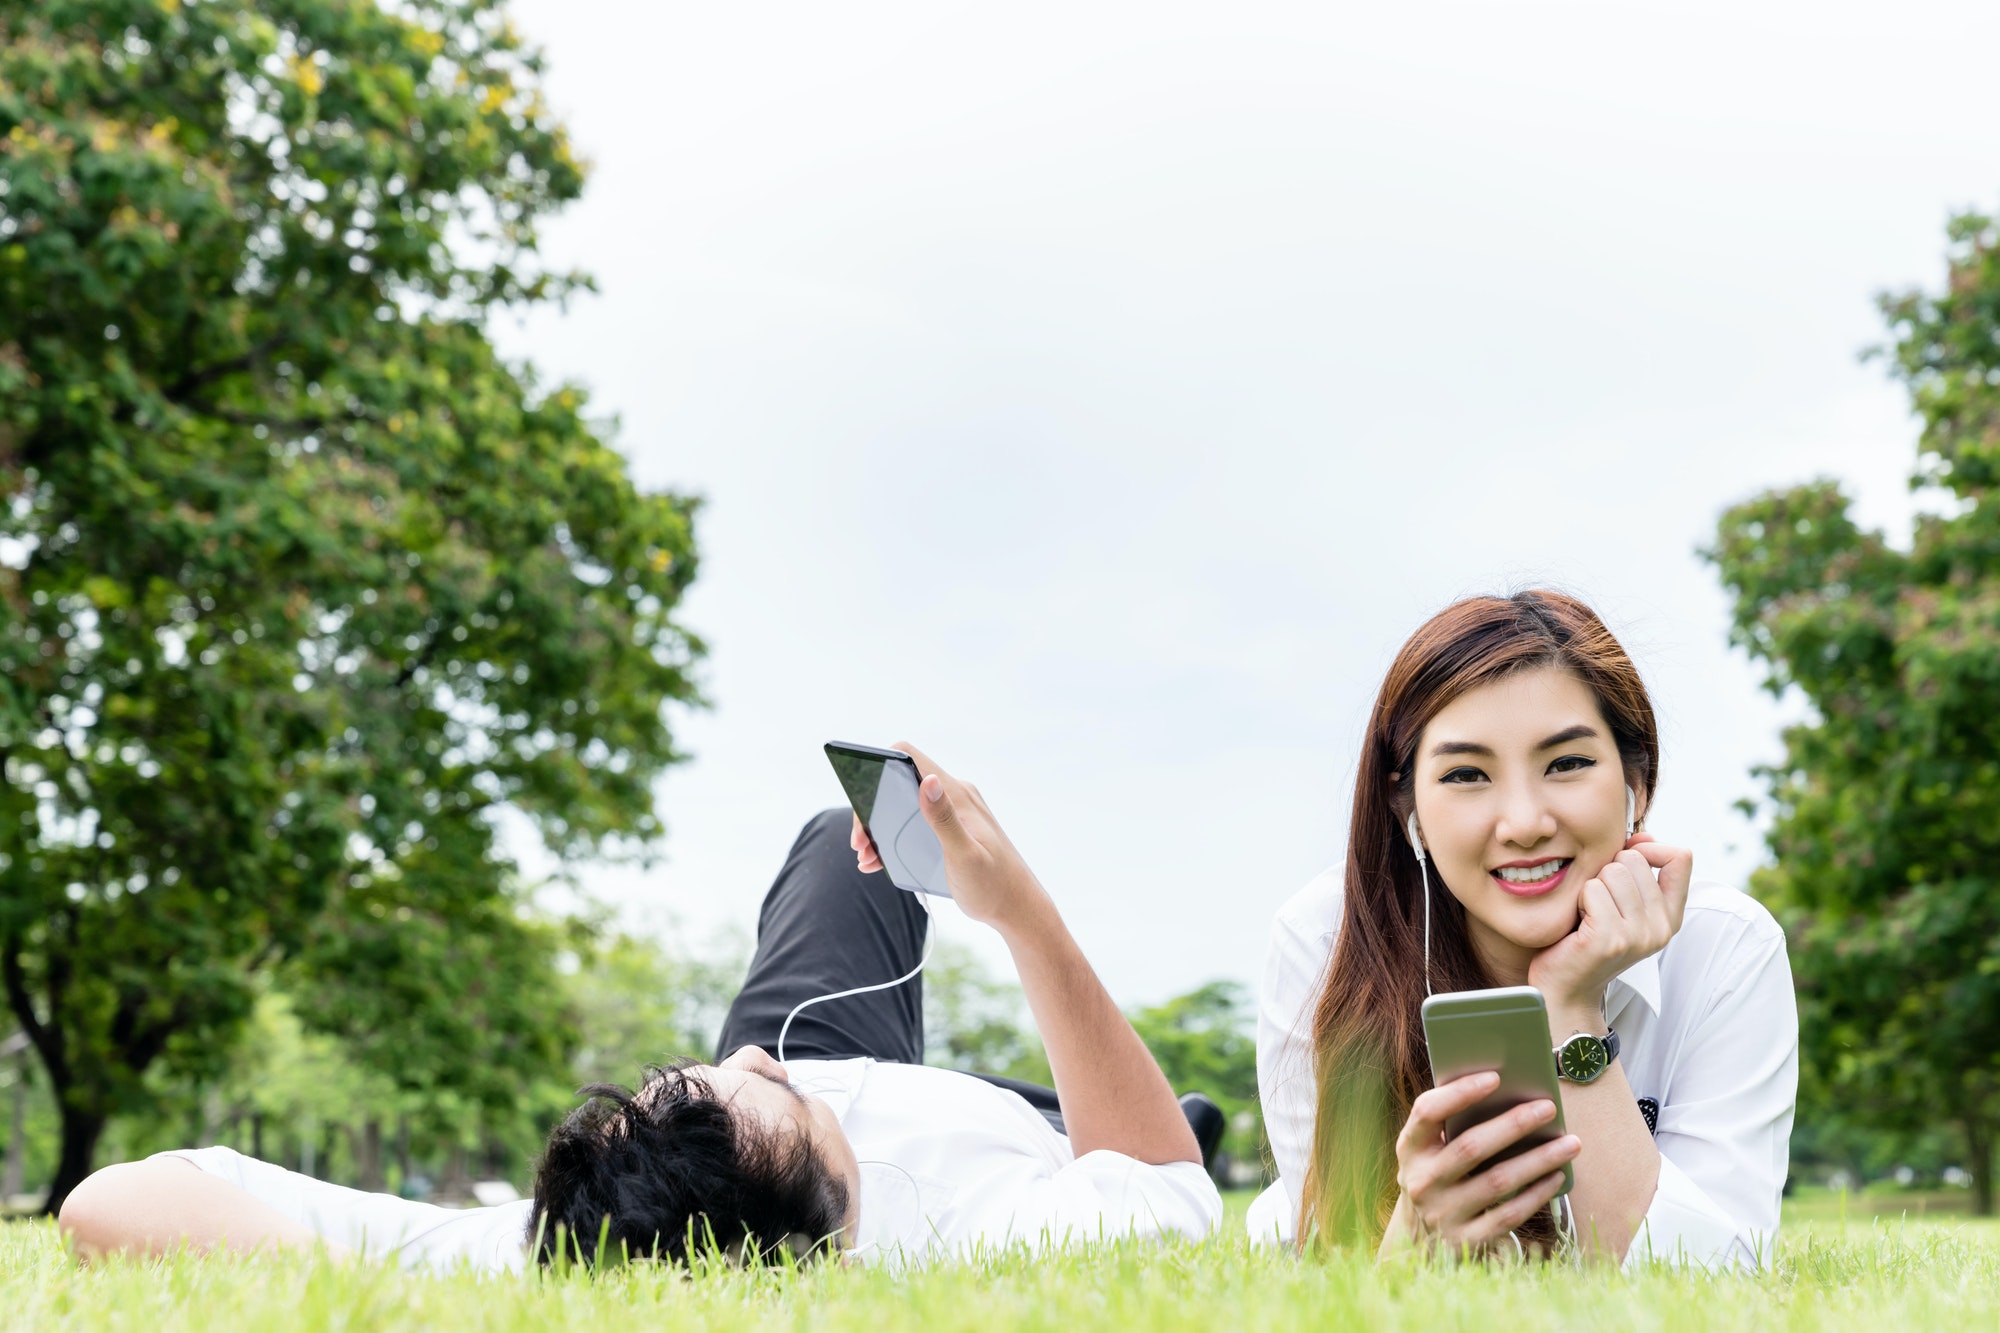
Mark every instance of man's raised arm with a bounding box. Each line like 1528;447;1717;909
853;745;1200;1167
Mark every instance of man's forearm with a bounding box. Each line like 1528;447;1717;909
997;899;1201;1166
61;1159;342;1261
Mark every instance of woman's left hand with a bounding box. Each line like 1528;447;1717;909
1528;834;1693;1028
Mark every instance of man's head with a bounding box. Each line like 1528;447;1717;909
529;1046;860;1266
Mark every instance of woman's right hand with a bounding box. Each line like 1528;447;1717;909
1380;1070;1581;1258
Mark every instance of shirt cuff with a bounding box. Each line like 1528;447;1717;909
1245;1177;1295;1247
1624;1153;1766;1271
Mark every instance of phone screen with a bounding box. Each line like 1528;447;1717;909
824;742;952;898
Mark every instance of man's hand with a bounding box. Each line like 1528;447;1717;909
849;743;1055;938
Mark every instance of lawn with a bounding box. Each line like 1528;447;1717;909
1;1191;1994;1332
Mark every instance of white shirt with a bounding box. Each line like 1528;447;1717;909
793;1058;1221;1264
162;1058;1220;1271
1246;869;1798;1270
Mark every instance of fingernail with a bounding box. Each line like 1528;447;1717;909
1534;1101;1556;1120
922;774;943;802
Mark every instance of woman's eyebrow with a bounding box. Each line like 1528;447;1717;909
1428;723;1600;758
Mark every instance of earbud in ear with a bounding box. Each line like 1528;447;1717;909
1406;811;1426;863
1625;785;1637;836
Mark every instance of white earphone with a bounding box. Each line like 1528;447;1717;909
1405;811;1433;997
1405;784;1640;999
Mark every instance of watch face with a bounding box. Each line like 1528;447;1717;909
1558;1035;1608;1082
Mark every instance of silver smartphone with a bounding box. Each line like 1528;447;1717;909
1420;986;1573;1197
824;741;952;898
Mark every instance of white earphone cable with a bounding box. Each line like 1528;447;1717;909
1419;853;1433;998
776;894;935;1066
1408;812;1433;997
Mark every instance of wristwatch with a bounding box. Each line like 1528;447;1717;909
1553;1027;1621;1084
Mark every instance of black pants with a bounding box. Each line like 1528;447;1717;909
716;809;1067;1133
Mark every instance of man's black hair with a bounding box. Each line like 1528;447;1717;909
528;1060;850;1267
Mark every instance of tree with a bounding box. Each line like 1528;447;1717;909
1127;981;1262;1179
562;924;746;1087
0;0;702;1209
922;938;1052;1087
1704;210;2000;1216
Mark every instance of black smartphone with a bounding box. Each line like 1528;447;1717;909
1420;986;1573;1197
824;742;952;898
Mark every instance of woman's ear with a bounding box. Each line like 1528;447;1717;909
1626;782;1649;833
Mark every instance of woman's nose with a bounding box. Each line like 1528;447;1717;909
1493;787;1558;846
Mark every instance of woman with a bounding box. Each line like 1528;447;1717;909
1247;591;1796;1266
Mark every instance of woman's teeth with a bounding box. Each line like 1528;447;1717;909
1494;859;1569;884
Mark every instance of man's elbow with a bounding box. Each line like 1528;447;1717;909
58;1162;143;1260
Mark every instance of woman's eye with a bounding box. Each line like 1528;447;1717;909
1548;754;1597;774
1439;767;1486;784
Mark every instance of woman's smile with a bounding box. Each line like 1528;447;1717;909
1490;856;1572;896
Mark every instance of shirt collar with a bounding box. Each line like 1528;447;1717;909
1605;952;1662;1024
784;1057;872;1124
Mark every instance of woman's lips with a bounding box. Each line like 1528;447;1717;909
1489;859;1570;897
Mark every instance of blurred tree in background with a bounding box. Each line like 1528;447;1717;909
922;938;1054;1087
1127;981;1263;1179
563;923;744;1087
0;0;702;1209
1706;210;2000;1217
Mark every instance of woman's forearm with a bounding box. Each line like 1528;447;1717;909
1549;1005;1659;1261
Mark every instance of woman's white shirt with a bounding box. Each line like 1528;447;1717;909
1247;868;1798;1270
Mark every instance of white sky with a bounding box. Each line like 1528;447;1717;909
490;0;2000;1007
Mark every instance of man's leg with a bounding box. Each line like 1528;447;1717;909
716;809;930;1064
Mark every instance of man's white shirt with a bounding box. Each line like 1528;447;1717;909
794;1058;1219;1264
1247;869;1798;1269
161;1058;1220;1271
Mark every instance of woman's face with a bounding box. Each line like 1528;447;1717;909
1408;665;1639;969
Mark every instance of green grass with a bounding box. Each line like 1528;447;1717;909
2;1194;1995;1331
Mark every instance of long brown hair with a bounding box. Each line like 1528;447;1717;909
1294;590;1659;1251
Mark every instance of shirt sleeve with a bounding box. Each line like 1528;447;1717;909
1625;923;1798;1271
154;1146;529;1271
986;1154;1222;1254
1257;882;1337;1200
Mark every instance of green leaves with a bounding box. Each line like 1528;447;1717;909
0;0;702;1205
1705;211;2000;1212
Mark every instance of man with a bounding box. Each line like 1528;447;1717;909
60;746;1222;1268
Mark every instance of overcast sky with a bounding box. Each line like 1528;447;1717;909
490;0;2000;1007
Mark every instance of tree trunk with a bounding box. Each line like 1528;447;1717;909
1969;1116;1994;1217
435;1143;471;1205
353;1119;384;1192
41;1103;106;1215
3;1060;25;1200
